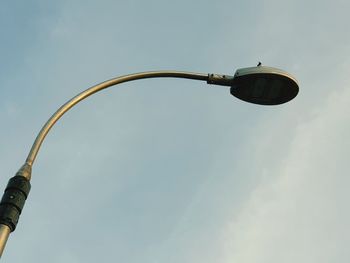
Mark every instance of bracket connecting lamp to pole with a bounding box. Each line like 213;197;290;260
0;66;299;258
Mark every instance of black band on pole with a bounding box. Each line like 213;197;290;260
0;176;31;232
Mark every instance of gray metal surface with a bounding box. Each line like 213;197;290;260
0;70;212;258
25;71;209;167
0;225;11;258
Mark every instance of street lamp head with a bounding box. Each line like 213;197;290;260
230;66;299;105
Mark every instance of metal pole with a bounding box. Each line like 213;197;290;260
0;225;10;257
0;70;233;258
25;71;210;166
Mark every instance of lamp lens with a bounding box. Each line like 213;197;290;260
252;78;267;98
230;73;298;105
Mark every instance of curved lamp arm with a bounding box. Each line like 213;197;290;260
25;71;220;167
0;70;233;258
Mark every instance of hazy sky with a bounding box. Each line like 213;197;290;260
1;0;350;262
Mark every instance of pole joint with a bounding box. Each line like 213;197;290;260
0;172;31;232
207;73;234;87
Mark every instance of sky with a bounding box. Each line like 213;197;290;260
1;0;350;262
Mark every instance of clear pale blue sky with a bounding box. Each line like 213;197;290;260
1;0;350;262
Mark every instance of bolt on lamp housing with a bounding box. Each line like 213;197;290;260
230;66;299;105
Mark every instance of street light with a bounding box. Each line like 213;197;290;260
0;66;298;258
